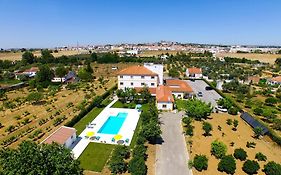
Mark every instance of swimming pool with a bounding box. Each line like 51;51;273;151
98;112;128;134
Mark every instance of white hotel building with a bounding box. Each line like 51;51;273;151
117;64;163;95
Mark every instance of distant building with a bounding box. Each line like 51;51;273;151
268;76;281;85
156;85;174;111
246;76;260;85
42;126;77;149
15;67;39;79
51;71;79;83
186;67;203;78
126;50;139;55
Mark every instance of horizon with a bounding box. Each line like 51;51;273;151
1;0;281;48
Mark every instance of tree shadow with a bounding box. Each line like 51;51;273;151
149;136;164;145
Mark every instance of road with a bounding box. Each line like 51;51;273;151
186;80;222;107
156;112;192;175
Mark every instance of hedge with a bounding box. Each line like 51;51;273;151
65;85;117;127
201;78;281;146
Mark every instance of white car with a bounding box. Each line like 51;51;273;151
215;106;228;112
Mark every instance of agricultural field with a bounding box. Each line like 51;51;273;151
0;78;116;148
216;52;281;64
186;113;281;175
0;50;89;61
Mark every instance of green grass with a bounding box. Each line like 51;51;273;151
73;107;103;135
111;100;136;109
176;99;188;111
0;79;21;85
78;143;115;172
73;98;112;135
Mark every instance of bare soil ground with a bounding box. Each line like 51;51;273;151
216;53;281;64
187;113;281;175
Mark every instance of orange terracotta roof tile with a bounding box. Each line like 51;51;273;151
166;79;193;93
43;126;76;145
156;85;174;103
187;67;202;74
117;65;158;76
271;76;281;82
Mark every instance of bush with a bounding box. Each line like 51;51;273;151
226;119;233;125
242;160;260;175
233;119;239;131
263;161;281;175
253;108;263;116
211;140;227;159
234;148;247;161
255;152;267;161
246;141;256;148
193;154;208;171
202;122;212;136
186;125;194;136
228;107;239;115
128;157;147;175
218;155;236;174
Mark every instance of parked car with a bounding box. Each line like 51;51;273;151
197;91;203;97
215;106;228;112
205;86;212;90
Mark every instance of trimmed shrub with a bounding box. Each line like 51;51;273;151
218;155;236;174
211;140;227;159
263;161;281;175
234;148;247;161
255;152;267;161
193;154;208;171
242;160;260;175
202;122;212;136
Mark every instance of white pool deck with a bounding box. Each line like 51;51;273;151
72;98;141;159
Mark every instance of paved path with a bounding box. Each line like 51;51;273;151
156;111;192;175
71;97;118;159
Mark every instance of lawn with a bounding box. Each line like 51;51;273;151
0;79;21;85
79;143;116;172
111;100;136;109
175;99;188;111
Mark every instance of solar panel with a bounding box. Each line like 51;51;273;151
240;112;269;135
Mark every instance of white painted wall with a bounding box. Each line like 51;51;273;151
157;102;173;110
118;75;158;89
186;70;203;78
144;63;164;85
64;132;77;149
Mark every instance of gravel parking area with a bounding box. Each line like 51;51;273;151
186;80;222;107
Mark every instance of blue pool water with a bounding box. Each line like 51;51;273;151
98;112;128;134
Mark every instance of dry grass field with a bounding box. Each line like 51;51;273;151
0;78;116;148
0;50;87;61
187;113;281;175
216;53;281;64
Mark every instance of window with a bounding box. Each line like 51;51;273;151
141;83;145;86
141;76;145;79
162;104;167;108
131;76;133;79
120;75;123;78
151;83;155;86
120;82;124;85
71;135;73;139
131;82;134;86
151;76;155;79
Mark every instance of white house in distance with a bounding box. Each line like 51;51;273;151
268;76;281;85
156;85;174;110
186;67;203;78
42;126;77;149
117;64;162;95
15;67;39;79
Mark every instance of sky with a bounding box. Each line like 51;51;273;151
0;0;281;48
